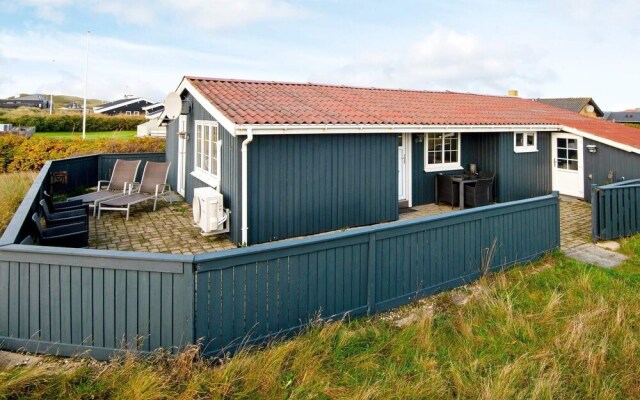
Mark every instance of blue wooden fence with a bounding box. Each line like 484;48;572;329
1;154;560;360
194;193;560;356
591;180;640;241
0;153;194;360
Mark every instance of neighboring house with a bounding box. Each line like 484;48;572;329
136;103;167;137
60;101;83;111
535;97;604;118
93;96;155;116
165;77;640;245
605;110;640;125
0;94;49;109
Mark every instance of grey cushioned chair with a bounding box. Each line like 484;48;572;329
98;161;171;220
68;159;141;216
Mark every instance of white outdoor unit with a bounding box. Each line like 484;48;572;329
193;187;226;234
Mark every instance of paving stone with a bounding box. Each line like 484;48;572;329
564;243;628;268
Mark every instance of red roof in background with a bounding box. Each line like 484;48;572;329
186;77;640;149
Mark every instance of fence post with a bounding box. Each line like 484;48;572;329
591;184;599;243
366;232;376;316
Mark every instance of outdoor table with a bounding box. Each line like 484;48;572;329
450;174;479;210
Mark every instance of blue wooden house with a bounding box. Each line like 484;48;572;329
165;77;640;245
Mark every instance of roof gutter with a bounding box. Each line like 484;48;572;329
241;128;254;245
235;124;562;135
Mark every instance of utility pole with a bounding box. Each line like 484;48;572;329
82;31;90;140
49;60;54;115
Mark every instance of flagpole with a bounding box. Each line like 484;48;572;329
82;31;90;140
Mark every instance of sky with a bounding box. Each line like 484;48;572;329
0;0;638;111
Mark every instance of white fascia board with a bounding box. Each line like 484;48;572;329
175;78;236;136
560;126;640;155
142;102;163;111
235;124;561;135
94;97;156;114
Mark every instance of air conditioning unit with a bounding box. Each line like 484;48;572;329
193;187;226;233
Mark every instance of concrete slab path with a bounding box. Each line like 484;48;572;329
564;243;628;269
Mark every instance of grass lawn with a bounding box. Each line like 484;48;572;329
1;238;639;399
33;130;137;140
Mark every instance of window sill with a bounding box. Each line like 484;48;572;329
424;163;463;173
513;148;538;153
190;170;219;189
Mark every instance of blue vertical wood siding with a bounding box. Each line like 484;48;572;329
412;132;552;205
0;247;194;360
194;193;560;356
165;93;243;243
583;138;640;201
592;179;640;240
247;133;398;244
494;132;551;202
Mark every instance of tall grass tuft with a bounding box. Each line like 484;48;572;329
0;171;36;236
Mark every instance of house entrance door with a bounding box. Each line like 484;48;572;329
398;134;406;201
177;135;186;196
552;132;584;198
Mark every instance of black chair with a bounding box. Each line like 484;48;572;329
40;199;89;229
464;178;493;208
436;174;460;208
43;190;84;212
31;213;89;248
477;171;495;202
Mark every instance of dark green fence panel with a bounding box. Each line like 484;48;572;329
0;246;194;360
194;193;560;356
592;180;640;241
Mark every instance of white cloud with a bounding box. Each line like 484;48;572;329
4;0;74;23
311;28;555;97
91;0;305;30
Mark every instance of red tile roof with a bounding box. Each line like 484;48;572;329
186;76;640;149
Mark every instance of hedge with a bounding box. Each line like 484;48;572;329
0;135;165;172
0;114;145;132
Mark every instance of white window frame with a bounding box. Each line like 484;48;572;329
191;120;222;188
424;132;462;172
125;111;132;115
514;131;538;153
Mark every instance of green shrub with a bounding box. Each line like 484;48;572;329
0;171;37;235
0;135;165;172
1;113;145;132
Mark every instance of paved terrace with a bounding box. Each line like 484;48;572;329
89;196;592;254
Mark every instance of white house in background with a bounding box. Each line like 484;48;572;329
136;102;167;137
94;96;156;116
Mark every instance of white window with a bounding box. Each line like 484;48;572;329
193;120;221;185
514;132;537;153
424;132;462;172
125;111;132;115
133;111;140;116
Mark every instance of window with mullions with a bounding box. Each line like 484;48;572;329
514;132;537;153
424;132;461;172
194;120;219;177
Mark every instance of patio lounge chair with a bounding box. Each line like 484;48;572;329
40;199;89;229
68;159;141;216
43;190;84;212
97;161;171;220
31;212;89;248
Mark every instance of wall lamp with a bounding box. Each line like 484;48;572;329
586;144;597;153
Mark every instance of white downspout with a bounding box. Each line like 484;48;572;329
241;128;254;245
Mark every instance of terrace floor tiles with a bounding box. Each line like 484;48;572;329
88;201;237;255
